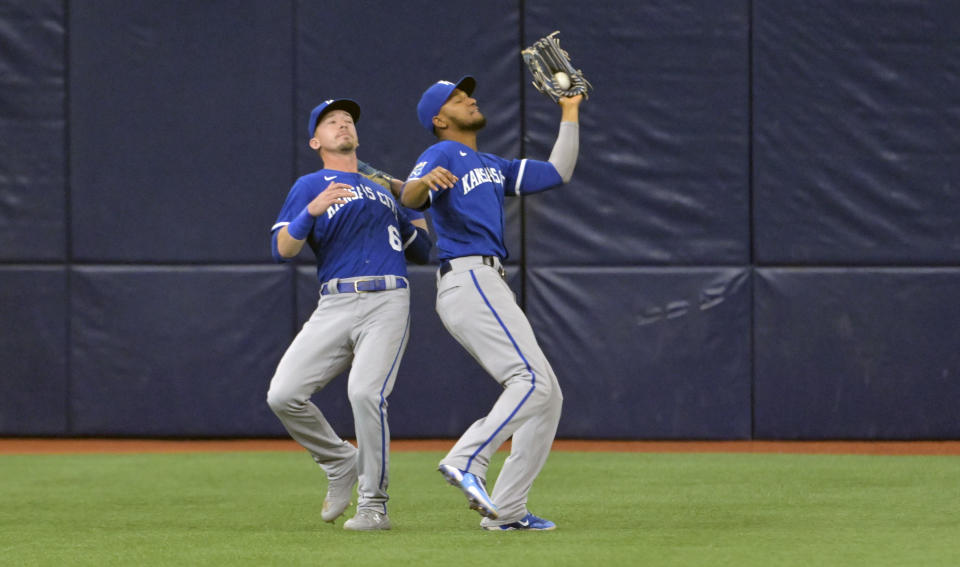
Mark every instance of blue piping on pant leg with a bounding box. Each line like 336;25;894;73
377;307;410;492
464;269;537;474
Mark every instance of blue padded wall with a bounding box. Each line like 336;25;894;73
527;267;751;439
294;0;521;179
755;269;960;439
524;0;750;266
0;0;66;261
0;267;68;434
69;0;293;263
70;267;290;436
754;0;960;264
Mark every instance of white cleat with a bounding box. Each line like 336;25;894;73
343;509;391;531
321;453;358;523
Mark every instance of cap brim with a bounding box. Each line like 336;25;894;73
453;75;476;97
321;99;361;124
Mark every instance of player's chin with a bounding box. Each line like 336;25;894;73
465;115;487;131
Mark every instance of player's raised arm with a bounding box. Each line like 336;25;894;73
547;94;583;184
523;30;590;187
400;166;458;209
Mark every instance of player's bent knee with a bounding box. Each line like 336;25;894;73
549;387;564;415
347;389;381;411
266;385;302;415
522;378;556;408
533;376;564;413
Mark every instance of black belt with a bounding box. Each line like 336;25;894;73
320;277;408;295
439;256;505;278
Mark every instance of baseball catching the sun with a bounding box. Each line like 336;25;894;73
553;72;571;90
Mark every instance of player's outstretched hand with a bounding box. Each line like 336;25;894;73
557;93;583;123
558;93;584;107
307;182;355;216
421;166;458;191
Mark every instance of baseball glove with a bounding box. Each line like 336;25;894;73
521;31;592;103
357;160;398;194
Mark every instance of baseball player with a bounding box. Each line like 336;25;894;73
267;98;431;531
400;76;584;531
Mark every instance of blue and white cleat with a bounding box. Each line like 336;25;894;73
483;512;556;531
438;464;499;519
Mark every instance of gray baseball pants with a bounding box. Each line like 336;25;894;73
267;286;410;514
435;257;563;526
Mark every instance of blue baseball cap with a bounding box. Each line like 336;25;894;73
416;75;476;132
308;98;361;138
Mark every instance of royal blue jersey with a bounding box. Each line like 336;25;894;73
406;141;562;261
271;169;422;283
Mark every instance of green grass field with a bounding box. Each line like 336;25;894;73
1;449;958;566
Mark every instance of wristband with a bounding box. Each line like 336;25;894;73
286;207;314;240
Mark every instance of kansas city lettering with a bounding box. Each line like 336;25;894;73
326;184;398;219
462;166;504;195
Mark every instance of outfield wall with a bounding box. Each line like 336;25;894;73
2;1;959;439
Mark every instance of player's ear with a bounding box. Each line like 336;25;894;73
308;137;321;150
432;115;446;131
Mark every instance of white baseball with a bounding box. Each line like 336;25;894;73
553;72;571;90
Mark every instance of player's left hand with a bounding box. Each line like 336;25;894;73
421;166;459;191
558;94;584;106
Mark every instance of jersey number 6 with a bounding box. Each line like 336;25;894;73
388;225;403;252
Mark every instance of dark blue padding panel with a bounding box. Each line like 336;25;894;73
0;267;68;434
0;1;66;261
754;2;960;264
755;269;960;439
294;0;522;262
70;266;291;436
524;1;750;266
293;265;507;438
527;267;751;439
68;1;293;263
